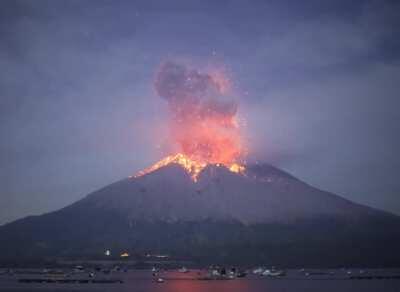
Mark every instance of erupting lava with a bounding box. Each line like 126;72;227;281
135;61;246;181
135;153;245;181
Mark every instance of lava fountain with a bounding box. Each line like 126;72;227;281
135;61;246;181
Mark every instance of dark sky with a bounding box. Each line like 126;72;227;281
1;0;399;224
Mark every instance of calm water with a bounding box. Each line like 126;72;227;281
1;269;399;292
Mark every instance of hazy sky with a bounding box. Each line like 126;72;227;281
1;0;399;224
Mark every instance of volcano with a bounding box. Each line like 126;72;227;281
1;158;399;267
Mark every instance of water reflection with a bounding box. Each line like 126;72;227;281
1;269;399;292
164;278;252;292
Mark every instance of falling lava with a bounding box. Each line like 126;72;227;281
135;153;245;182
133;61;247;182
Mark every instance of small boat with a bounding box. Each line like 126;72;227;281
211;268;221;277
198;267;240;280
253;267;264;274
155;277;164;283
178;267;189;273
262;268;285;277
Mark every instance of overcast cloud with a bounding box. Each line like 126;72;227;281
0;0;399;224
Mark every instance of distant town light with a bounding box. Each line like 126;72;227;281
120;252;130;258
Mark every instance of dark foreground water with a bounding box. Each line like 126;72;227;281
1;269;399;292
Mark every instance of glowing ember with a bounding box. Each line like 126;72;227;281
134;61;246;182
135;153;245;182
155;62;246;163
228;163;246;174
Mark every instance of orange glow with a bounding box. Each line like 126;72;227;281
174;114;244;166
135;62;247;182
167;68;245;166
120;252;130;258
135;153;245;182
228;163;246;173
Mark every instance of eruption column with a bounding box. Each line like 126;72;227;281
135;61;246;181
154;61;244;165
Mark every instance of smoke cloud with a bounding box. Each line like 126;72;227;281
154;61;243;164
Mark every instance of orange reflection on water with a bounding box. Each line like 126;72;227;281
162;278;252;292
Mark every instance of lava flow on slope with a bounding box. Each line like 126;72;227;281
134;61;246;181
135;153;245;181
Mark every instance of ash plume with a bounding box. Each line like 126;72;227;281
154;61;243;164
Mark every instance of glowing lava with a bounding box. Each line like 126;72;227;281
135;153;244;181
134;61;247;182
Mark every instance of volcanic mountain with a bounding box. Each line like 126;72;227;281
1;158;399;267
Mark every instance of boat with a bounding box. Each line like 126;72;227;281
178;267;189;273
198;267;245;280
253;267;264;274
262;268;285;277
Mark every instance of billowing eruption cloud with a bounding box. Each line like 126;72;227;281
154;61;244;165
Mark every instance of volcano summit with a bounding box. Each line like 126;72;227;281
0;62;400;267
0;159;399;267
1;62;399;267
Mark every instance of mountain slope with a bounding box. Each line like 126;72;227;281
0;163;399;267
76;163;380;223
